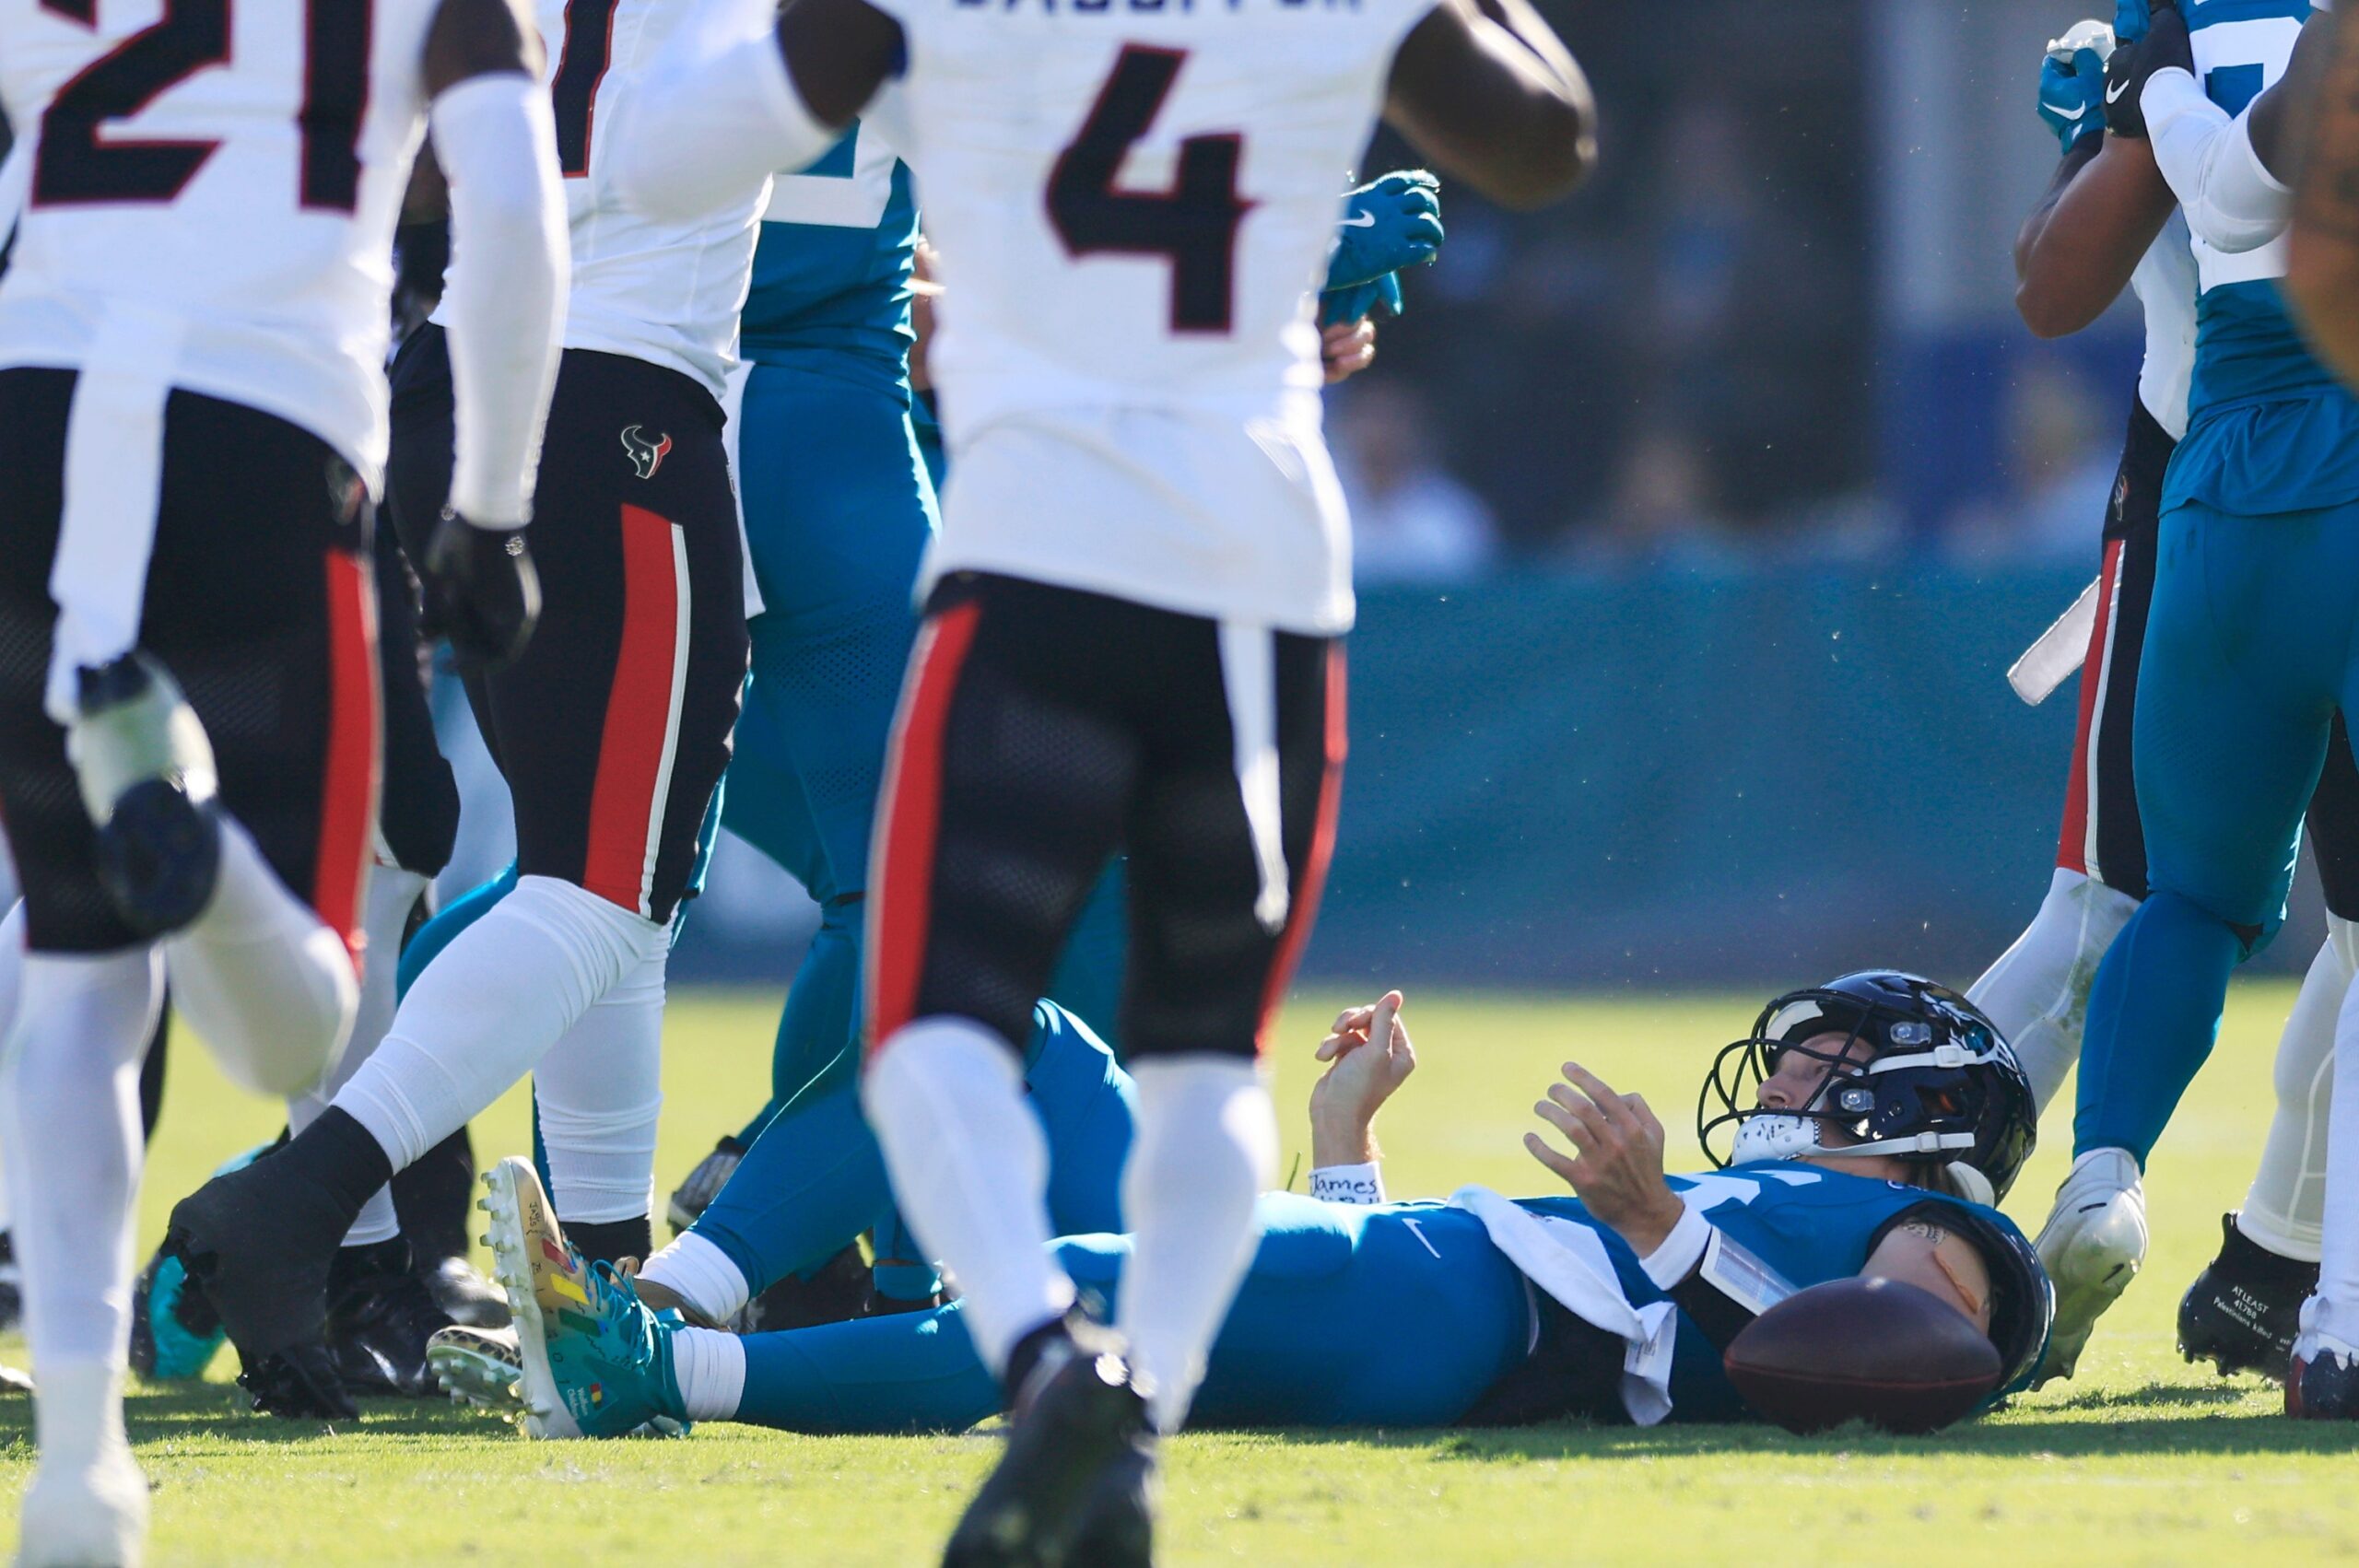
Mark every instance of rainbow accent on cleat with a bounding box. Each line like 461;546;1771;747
478;1157;689;1441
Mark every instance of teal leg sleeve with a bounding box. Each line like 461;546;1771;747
1044;862;1128;1057
2076;499;2354;1160
734;1305;1001;1433
728;1196;1528;1432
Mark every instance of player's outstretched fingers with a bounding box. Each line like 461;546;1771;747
1535;1092;1602;1154
1561;1063;1637;1130
1524;1129;1581;1185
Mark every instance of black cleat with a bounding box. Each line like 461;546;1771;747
70;653;222;938
1064;1432;1159;1568
162;1159;355;1419
2287;1335;2359;1419
2177;1211;2318;1379
418;1254;511;1330
743;1244;873;1332
945;1317;1149;1568
665;1135;745;1234
326;1239;453;1398
0;1231;22;1336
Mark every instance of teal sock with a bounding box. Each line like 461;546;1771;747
2073;888;2241;1163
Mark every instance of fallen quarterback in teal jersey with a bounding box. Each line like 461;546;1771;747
489;974;2050;1440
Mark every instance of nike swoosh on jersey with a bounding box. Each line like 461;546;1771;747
1338;212;1378;228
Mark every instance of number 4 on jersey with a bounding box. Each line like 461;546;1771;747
1047;45;1251;335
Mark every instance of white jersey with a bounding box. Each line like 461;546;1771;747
0;0;439;488
493;0;768;400
864;0;1437;635
2130;213;2197;439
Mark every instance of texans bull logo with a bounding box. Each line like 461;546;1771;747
621;425;674;480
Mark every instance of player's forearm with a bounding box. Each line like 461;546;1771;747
2015;136;2174;337
607;0;839;224
1309;1108;1379;1172
2145;71;2294;254
431;75;568;524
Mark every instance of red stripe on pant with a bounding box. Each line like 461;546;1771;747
583;505;686;916
864;600;984;1054
1255;643;1348;1053
2056;538;2122;876
312;548;381;968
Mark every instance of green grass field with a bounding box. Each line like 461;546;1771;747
3;981;2354;1565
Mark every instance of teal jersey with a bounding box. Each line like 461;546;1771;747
2168;0;2359;515
1510;1162;2051;1416
738;122;919;393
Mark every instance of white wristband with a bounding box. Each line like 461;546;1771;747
1309;1163;1386;1206
1638;1201;1712;1291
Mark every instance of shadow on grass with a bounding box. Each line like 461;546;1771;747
0;1385;511;1451
1211;1382;2359;1463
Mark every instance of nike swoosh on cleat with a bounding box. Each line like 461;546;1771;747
1339;212;1377;228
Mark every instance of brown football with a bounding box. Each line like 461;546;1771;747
1722;1276;2003;1435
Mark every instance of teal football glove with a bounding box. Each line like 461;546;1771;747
1319;270;1405;328
2115;0;2150;45
2038;49;2107;153
1326;169;1442;292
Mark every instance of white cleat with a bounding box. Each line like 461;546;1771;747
426;1322;524;1415
16;1449;148;1568
477;1158;582;1439
2033;1147;2147;1386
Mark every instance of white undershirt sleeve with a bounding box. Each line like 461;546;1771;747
605;0;843;225
428;73;568;525
2143;67;2294;254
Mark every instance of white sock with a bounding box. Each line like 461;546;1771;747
2240;917;2355;1260
163;818;358;1096
30;1361;132;1470
1968;867;2138;1110
1117;1056;1275;1433
862;1017;1072;1377
289;863;428;1248
336;874;663;1173
671;1326;746;1421
534;942;665;1223
637;1231;751;1326
2310;974;2359;1344
0;937;160;1372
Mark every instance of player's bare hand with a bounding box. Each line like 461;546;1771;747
1525;1061;1684;1254
1322;319;1378;384
1310;989;1415;1167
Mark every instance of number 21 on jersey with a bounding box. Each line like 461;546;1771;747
30;0;370;210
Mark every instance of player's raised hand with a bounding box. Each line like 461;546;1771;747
2037;26;2111;155
1525;1061;1685;1254
2103;0;2191;138
1309;990;1417;1166
1327;170;1444;291
419;509;542;672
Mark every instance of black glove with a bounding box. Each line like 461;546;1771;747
2104;0;2192;138
419;508;540;672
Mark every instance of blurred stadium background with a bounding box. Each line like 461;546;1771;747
643;0;2307;993
3;0;2243;992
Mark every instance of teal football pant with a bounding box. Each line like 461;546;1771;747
730;1195;1532;1433
2077;497;2359;1162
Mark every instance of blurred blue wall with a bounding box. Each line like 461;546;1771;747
675;565;2334;991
